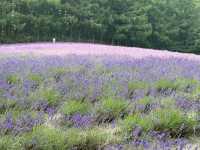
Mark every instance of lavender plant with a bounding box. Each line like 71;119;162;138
0;55;199;149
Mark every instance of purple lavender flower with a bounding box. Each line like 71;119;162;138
4;113;14;130
71;114;92;128
132;126;142;138
132;139;150;149
46;107;56;117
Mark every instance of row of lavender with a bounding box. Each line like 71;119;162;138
0;55;200;150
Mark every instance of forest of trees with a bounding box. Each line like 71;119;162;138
1;0;200;53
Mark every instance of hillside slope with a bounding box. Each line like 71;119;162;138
0;43;200;61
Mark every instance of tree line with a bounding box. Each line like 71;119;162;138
1;0;200;53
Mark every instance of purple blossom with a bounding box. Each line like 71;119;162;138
0;112;44;135
132;126;142;138
4;113;14;130
71;114;92;128
132;139;150;149
46;107;56;117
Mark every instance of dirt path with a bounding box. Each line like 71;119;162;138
0;42;200;61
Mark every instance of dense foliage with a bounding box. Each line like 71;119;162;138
1;0;200;53
0;54;200;149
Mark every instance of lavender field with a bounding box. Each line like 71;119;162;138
0;43;200;150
